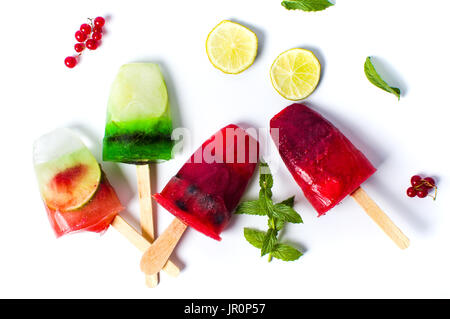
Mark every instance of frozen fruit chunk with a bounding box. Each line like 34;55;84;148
154;176;230;240
108;63;168;122
46;175;122;237
35;147;101;211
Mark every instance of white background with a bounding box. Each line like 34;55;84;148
1;0;449;298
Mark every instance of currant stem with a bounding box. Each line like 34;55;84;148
431;186;438;200
415;180;438;200
413;180;435;190
87;18;94;29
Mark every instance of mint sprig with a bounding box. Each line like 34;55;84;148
281;0;334;12
236;162;303;262
364;56;401;100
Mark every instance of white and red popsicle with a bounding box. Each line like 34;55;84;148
33;128;180;277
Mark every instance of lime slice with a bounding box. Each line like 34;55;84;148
107;63;169;123
270;48;321;100
35;148;101;211
206;20;258;74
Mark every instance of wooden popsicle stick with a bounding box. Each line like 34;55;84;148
111;215;180;277
351;187;410;250
136;164;159;288
140;218;187;276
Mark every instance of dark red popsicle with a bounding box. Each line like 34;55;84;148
154;124;259;240
270;104;376;215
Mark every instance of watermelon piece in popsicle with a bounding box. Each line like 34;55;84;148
140;124;259;275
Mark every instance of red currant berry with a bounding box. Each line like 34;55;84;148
92;32;102;41
411;175;422;187
86;39;98;50
417;189;429;198
406;187;417;198
94;16;105;27
80;23;92;35
423;177;435;188
64;56;77;68
93;26;103;34
75;30;87;42
74;43;85;53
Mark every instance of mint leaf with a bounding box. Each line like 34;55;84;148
244;228;266;249
272;218;285;231
278;196;295;207
281;0;334;12
364;56;401;100
258;162;274;217
271;197;296;230
261;228;277;256
259;189;274;218
259;162;273;190
236;200;266;216
271;243;303;261
273;203;303;224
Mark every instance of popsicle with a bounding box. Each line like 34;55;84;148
102;63;175;287
33;128;179;277
270;104;409;249
102;63;173;164
140;124;259;275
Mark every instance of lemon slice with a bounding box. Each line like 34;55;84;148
206;20;258;74
270;48;321;100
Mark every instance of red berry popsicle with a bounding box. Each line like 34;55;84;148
270;104;409;249
141;124;259;275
